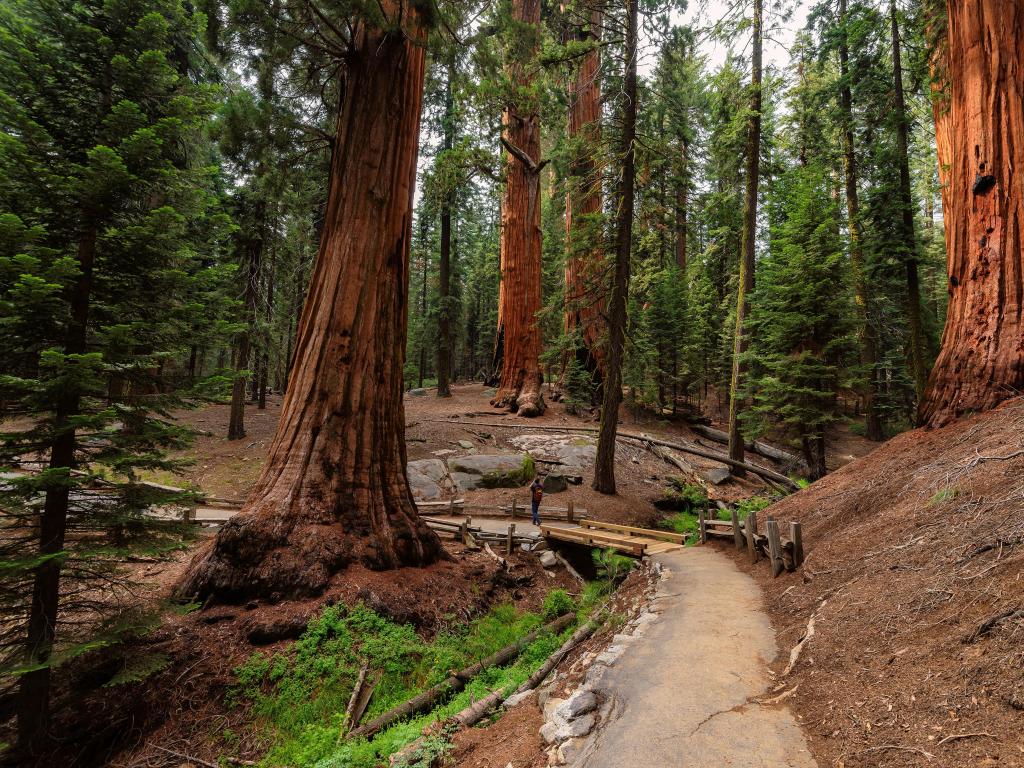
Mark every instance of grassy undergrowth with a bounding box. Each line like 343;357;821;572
659;494;776;545
226;585;613;768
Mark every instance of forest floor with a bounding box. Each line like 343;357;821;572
16;383;888;767
722;396;1024;768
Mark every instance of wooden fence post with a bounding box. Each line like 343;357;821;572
745;511;758;563
459;518;469;545
766;519;784;577
731;508;743;549
511;500;517;520
567;501;574;524
697;507;707;544
448;498;455;516
506;523;515;556
790;521;804;567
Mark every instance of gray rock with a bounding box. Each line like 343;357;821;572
407;388;428;396
431;449;457;457
539;550;558;568
406;458;454;500
554;713;595;740
508;434;597;471
706;467;732;485
555;690;597;719
504;689;536;708
557;738;582;764
457;439;475;449
542;696;566;722
448;453;534;489
540;721;561;745
542;473;568;494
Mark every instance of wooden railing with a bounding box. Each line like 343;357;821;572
699;506;804;576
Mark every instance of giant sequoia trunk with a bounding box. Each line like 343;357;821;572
178;13;443;602
592;0;637;495
492;0;545;417
920;0;1024;427
727;0;763;473
563;6;605;388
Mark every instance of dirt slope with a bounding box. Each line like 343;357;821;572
732;398;1024;767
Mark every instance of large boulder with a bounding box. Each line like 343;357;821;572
542;473;569;494
509;434;597;471
448;453;535;490
407;458;454;500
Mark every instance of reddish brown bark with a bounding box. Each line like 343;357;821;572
563;6;605;385
178;9;443;602
920;0;1024;427
492;0;545;417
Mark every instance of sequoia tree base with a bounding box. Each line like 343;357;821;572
177;501;446;604
491;382;545;417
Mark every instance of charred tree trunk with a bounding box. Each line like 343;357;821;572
228;218;262;440
727;0;762;474
437;66;455;398
18;226;96;754
890;1;928;403
592;0;637;495
563;5;605;391
920;0;1024;427
258;245;276;409
178;11;443;602
492;0;545;417
839;0;883;441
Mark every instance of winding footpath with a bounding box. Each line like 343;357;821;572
578;548;817;767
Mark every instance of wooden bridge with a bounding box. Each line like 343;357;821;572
540;519;685;557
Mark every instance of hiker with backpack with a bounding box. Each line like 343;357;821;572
530;476;543;525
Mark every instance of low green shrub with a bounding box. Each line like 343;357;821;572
542;589;575;620
654;477;707;512
229;597;575;767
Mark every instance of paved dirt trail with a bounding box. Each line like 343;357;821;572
580;548;817;767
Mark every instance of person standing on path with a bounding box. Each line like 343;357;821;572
530;476;544;525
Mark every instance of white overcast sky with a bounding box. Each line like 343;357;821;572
671;0;810;73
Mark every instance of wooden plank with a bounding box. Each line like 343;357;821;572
579;519;686;544
540;525;645;556
705;528;733;538
790;521;804;567
745;511;758;563
766;519;784;577
643;542;684;554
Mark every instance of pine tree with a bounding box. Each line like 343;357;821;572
0;0;223;752
743;164;856;478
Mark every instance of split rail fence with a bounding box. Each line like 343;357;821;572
698;505;805;577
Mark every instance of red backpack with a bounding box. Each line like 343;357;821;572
532;483;543;503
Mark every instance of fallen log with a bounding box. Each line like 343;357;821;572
349;612;575;739
689;424;806;470
429;421;799;491
390;613;602;766
343;661;370;734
